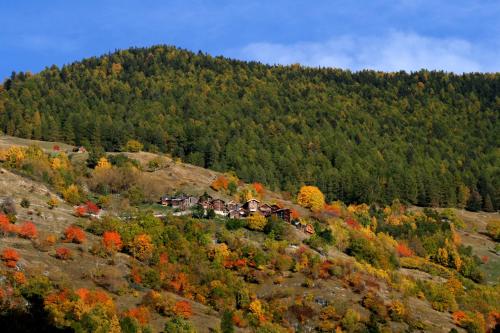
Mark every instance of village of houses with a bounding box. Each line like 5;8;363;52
159;193;315;234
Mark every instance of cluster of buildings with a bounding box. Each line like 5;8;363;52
160;194;292;223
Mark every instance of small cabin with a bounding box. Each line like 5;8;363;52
211;199;227;215
272;208;291;223
305;224;315;234
229;207;246;219
160;195;171;206
258;203;273;217
226;200;241;211
242;199;260;213
198;194;213;209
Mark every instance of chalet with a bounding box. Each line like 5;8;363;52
211;199;227;216
258;203;273;217
198;194;213;209
169;195;198;211
72;146;87;153
272;208;291;223
305;224;315;234
228;207;246;219
160;195;171;206
242;199;260;213
226;200;241;211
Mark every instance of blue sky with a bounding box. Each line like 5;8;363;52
1;0;499;79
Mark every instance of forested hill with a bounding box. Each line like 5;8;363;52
0;46;498;209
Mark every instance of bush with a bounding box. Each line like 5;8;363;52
486;220;500;241
64;226;86;243
225;218;247;230
19;221;38;239
20;198;30;208
2;248;20;268
164;316;196;333
55;247;72;260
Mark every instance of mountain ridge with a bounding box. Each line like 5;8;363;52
0;45;498;209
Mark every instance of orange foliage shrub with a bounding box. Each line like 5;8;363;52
291;208;300;220
253;183;265;196
396;243;414;257
0;214;18;235
170;272;189;293
173;300;193;318
452;311;467;324
45;234;57;245
345;218;360;230
74;206;87;217
64;226;86;243
124;306;150;325
2;248;20;268
85;201;100;215
210;176;229;191
129;234;153;261
0;213;9;225
323;203;342;217
19;222;38;239
130;266;142;284
102;231;122;252
13;271;26;284
55;247;72;260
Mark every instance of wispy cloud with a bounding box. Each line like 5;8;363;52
233;32;499;73
18;34;81;53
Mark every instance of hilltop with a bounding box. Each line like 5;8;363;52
0;45;498;210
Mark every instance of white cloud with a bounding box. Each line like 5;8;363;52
234;32;498;73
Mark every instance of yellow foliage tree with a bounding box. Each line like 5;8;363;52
129;234;154;261
297;186;325;212
247;213;267;231
95;157;112;171
124;140;143;152
62;184;81;205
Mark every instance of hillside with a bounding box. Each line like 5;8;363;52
0;137;499;332
0;46;498;210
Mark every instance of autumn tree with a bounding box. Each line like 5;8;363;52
173;300;193;318
103;231;123;252
62;184;81;205
129;234;154;261
124;140;143;152
247;213;267;231
211;176;229;191
297;186;325;212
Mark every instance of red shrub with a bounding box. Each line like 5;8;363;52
252;182;265;195
85;201;100;215
64;226;86;243
102;231;122;251
345;218;361;230
396;243;414;257
291;208;300;220
173;300;193;318
0;214;9;225
55;247;72;260
2;248;20;268
19;222;38;239
74;206;87;217
0;214;18;235
125;306;150;325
